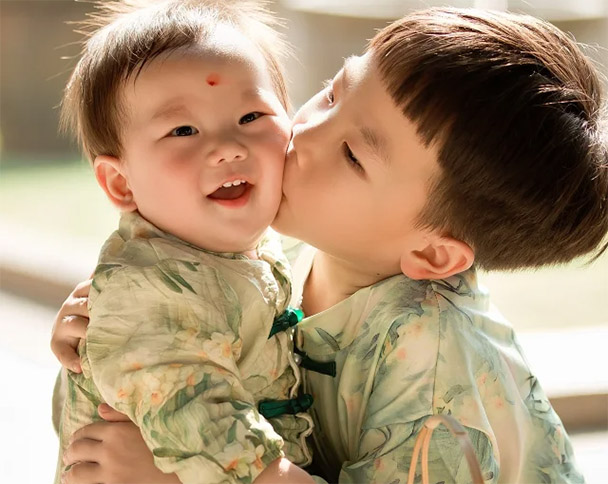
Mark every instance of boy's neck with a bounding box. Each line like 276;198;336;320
301;251;393;316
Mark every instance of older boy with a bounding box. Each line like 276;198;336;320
55;7;605;484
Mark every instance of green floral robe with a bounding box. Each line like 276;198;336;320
54;212;312;484
288;244;584;484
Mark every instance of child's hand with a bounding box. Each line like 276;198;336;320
51;280;92;373
62;407;315;484
62;404;181;484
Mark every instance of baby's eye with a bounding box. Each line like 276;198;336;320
170;126;199;137
239;112;263;125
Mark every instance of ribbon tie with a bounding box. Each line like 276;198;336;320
295;347;337;377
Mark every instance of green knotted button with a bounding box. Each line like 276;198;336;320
268;307;304;338
258;394;314;419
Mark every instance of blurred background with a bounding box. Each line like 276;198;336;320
1;0;607;482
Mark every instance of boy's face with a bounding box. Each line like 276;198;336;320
117;28;290;253
273;53;439;276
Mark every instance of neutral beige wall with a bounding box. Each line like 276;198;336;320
278;6;608;112
0;1;91;159
553;17;608;88
274;3;390;110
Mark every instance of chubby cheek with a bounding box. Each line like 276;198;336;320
275;121;292;154
257;117;290;156
261;123;290;170
130;153;191;192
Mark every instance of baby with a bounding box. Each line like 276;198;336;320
53;1;313;483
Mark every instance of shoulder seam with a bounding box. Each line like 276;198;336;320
429;283;442;417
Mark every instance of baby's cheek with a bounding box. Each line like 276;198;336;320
266;127;291;158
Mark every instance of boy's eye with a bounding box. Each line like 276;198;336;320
343;143;363;172
239;112;263;125
170;126;199;137
323;79;335;104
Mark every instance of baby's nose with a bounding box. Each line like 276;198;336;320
207;141;248;165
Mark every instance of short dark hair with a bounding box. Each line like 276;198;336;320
370;8;608;270
61;0;290;162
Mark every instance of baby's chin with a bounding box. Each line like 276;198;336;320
270;199;293;236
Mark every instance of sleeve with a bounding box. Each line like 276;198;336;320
338;318;499;484
338;421;498;484
85;261;284;484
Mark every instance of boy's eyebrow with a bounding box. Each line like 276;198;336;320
341;55;357;88
359;125;390;166
342;56;389;165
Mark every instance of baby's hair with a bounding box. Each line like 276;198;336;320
61;0;290;162
370;8;608;270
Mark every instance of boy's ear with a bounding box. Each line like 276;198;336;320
93;155;137;212
400;235;474;280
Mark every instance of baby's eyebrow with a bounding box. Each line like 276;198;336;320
151;103;191;121
360;125;390;166
241;88;264;101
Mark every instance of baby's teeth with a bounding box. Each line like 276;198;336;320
221;180;245;188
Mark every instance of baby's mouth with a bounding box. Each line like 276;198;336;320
208;181;250;201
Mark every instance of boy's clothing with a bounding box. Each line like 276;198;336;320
289;244;583;484
55;212;312;484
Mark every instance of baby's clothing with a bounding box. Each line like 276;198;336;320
54;212;312;484
289;244;583;484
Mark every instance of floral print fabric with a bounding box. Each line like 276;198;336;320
54;212;312;484
289;244;583;484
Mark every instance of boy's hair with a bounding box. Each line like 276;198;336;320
61;0;290;162
370;8;608;270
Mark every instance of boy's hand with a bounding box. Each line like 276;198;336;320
51;280;92;373
63;408;315;484
62;404;181;484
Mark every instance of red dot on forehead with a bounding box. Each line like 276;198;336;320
206;74;220;86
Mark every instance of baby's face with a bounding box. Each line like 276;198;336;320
274;52;440;277
118;27;290;253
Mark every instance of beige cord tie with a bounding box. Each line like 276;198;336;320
407;414;485;484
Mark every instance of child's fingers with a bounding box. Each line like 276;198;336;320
72;279;92;299
61;296;89;319
62;461;100;484
60;315;89;339
98;403;131;422
50;315;89;372
55;280;93;324
63;437;101;466
55;345;83;373
69;422;105;445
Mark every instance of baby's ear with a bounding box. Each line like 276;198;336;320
400;235;474;280
93;155;137;212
